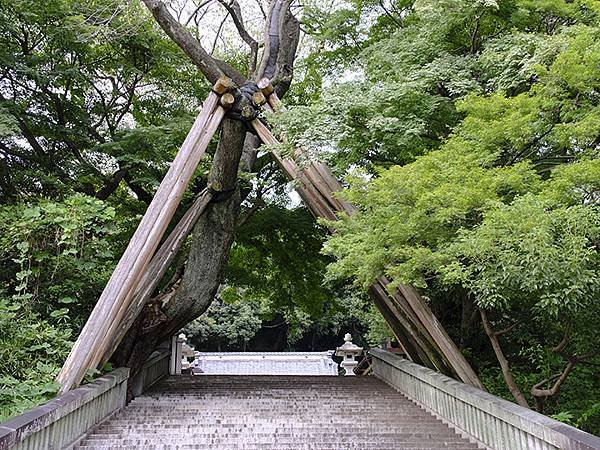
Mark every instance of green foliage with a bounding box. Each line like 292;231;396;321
184;297;263;352
225;205;333;339
0;298;71;420
0;194;122;419
0;194;119;322
0;0;205;202
444;191;600;315
0;0;598;434
301;0;600;432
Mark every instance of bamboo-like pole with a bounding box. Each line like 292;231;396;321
394;282;484;389
251;119;338;221
57;78;233;392
100;189;214;364
255;78;484;389
84;104;229;374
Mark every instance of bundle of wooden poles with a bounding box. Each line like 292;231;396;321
56;77;483;394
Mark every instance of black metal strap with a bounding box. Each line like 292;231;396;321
208;183;238;203
226;81;261;124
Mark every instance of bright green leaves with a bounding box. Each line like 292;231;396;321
542;159;600;205
450;25;600;166
550;26;600;95
444;194;600;314
324;24;600;294
457;92;549;162
512;0;600;32
325;142;541;290
0;194;118;322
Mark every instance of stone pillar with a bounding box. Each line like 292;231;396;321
169;334;185;375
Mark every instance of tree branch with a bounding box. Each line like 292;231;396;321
480;309;530;408
123;170;153;205
96;168;127;200
217;0;259;73
531;361;577;412
184;0;214;27
141;0;244;85
211;10;231;55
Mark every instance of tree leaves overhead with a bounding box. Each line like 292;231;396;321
0;0;205;202
280;0;600;429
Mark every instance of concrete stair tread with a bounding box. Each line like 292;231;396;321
75;375;481;449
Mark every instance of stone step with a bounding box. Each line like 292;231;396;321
77;441;480;450
88;427;456;437
85;434;464;441
98;414;438;428
79;439;477;446
75;375;480;449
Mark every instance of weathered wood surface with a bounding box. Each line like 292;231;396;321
100;189;214;364
254;82;483;389
57;84;229;393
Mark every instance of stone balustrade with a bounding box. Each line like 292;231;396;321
191;352;338;375
0;349;170;450
371;348;600;450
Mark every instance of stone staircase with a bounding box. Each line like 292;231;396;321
74;375;482;449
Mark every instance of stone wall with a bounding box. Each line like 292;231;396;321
0;350;170;450
371;348;600;450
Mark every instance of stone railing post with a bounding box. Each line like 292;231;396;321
170;333;185;375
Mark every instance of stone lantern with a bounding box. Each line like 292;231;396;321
335;333;363;376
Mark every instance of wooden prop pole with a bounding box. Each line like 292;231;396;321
57;79;233;392
100;189;214;364
85;104;228;373
254;79;484;389
251;119;338;221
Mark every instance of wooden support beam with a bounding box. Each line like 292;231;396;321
393;282;485;389
57;79;233;393
100;189;214;364
254;82;484;389
251;119;338;221
368;284;424;363
370;280;451;374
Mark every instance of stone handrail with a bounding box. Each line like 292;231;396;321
131;349;171;397
0;368;128;450
371;348;600;450
0;348;171;450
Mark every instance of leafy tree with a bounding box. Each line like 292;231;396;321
0;194;120;419
281;0;600;430
0;0;204;204
184;297;263;352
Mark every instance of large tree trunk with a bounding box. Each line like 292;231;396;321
112;0;299;377
112;119;247;372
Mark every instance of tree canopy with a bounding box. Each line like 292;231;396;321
0;0;598;435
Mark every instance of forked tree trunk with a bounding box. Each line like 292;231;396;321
111;0;299;376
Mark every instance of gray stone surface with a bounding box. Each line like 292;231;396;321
131;350;170;397
192;351;338;375
74;375;482;449
0;368;129;450
371;348;600;450
0;349;171;450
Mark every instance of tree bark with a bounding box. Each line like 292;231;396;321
112;119;248;373
111;0;299;379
